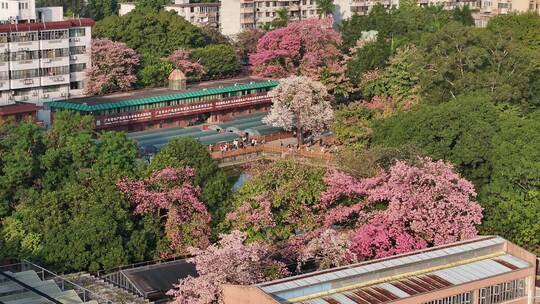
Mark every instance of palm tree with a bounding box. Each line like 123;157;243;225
316;0;335;18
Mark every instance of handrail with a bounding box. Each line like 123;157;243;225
0;270;62;304
213;144;335;162
18;259;113;304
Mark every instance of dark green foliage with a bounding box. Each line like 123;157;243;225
346;39;391;84
137;54;174;88
191;45;241;80
83;0;118;20
415;23;540;109
478;110;540;254
452;5;475;26
0;112;154;272
487;12;540;50
136;0;169;11
93;8;209;58
371;94;499;186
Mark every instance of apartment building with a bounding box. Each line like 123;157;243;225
119;0;220;28
220;0;321;36
223;236;537;304
0;1;93;108
474;0;540;26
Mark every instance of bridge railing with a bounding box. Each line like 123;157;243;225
214;144;335;164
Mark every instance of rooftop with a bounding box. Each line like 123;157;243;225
0;18;95;33
255;236;535;304
47;76;278;112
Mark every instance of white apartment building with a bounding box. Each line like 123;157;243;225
474;0;540;26
119;0;220;28
220;0;320;36
0;0;93;107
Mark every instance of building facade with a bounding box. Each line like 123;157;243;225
474;0;540;27
223;236;538;304
119;0;220;28
48;77;278;132
220;0;320;36
0;1;93;107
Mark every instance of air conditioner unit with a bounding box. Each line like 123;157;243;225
22;96;29;101
45;58;52;63
42;93;49;98
60;92;67;97
70;55;77;60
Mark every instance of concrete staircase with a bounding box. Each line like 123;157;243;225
62;273;150;304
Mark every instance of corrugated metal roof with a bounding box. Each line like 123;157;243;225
47;81;279;112
258;237;531;304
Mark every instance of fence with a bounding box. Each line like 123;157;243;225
213;144;335;167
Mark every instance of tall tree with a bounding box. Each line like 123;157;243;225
250;18;342;78
118;168;211;256
167;231;287;304
83;0;118;21
263;76;334;145
149;137;232;224
85;38;140;95
371;94;499;186
316;0;335;18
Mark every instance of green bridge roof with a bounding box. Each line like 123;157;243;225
48;80;280;112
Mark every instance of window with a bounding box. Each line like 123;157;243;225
70;81;83;90
39;30;68;40
69;28;86;38
0;71;8;80
70;63;86;73
41;48;69;59
10;50;39;61
10;32;38;42
424;292;472;304
69;46;86;55
40;66;70;76
11;69;39;79
42;85;62;93
479;278;527;304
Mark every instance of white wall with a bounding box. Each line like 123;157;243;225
36;6;63;22
220;0;242;36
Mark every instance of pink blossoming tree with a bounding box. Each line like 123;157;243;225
320;158;483;259
263;76;334;144
167;49;205;77
350;215;428;258
117;167;211;257
85;38;140;95
249;18;342;79
167;230;288;304
296;229;358;271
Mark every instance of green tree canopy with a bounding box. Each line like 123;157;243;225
371;94;499;186
191;44;241;80
93;8;210;58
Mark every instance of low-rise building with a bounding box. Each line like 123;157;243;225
119;0;220;29
223;236;537;304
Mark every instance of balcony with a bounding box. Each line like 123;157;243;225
40;57;70;68
69;53;90;64
41;74;69;86
0;61;8;72
70;71;85;82
11;77;41;90
0;43;8;53
10;59;40;71
69;35;91;47
40;39;69;50
9;41;39;52
0;80;9;91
